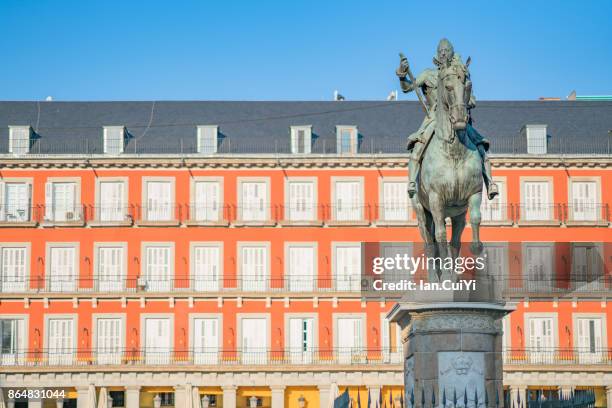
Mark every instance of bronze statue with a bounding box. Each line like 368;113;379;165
397;39;498;200
396;39;498;275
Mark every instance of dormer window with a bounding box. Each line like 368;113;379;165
336;126;358;154
197;125;218;154
103;126;125;154
9;126;32;155
290;126;312;154
525;124;547;154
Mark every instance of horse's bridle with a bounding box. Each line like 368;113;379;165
439;67;468;142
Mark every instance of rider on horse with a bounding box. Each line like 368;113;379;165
396;38;499;200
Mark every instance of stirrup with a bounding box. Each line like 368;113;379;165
408;182;417;198
487;183;499;200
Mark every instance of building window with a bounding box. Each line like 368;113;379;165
526;316;555;363
381;180;409;221
481;180;506;222
521;181;551;221
143;245;173;292
8;126;31;155
45;181;80;222
240;244;268;291
143;318;172;365
48;245;77;292
95;317;122;364
523;244;553;291
290;126;312;154
288;317;314;363
192;180;221;222
98;180;127;222
576;317;604;363
571;243;602;291
336;317;363;363
287;244;315;291
103;126;125;154
197;126;218;154
570;180;598;221
334;244;361;291
47;317;75;365
336;126;358;154
241;317;267;364
144;180;173;221
108;391;125;408
192;244;221;291
0;182;31;222
158;393;175;406
0;246;28;292
0;319;23;359
239;180;269;222
333;180;362;221
525;124;547;154
192;317;220;364
96;245;125;292
286;180;315;221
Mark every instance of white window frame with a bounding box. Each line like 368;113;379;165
45;243;79;292
237;177;271;222
290;126;312;154
237;313;270;364
189;313;222;364
140;314;174;365
520;177;553;222
284;242;317;292
8;126;31;155
524;312;558;363
380;313;402;363
190;177;223;222
0;178;33;222
525;124;547;155
284;313;317;364
238;242;270;292
92;313;126;365
0;243;30;293
44;314;77;365
379;177;410;222
93;242;127;292
332;242;362;291
141;242;175;292
522;242;555;291
0;314;28;365
568;177;601;222
197;125;218;154
333;313;366;363
481;177;508;223
190;242;223;291
331;177;364;222
336;125;358;154
103;126;125;154
142;177;175;222
572;313;607;363
95;177;128;222
44;177;82;222
284;177;317;222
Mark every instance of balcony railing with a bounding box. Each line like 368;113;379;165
502;276;612;296
41;205;84;223
328;204;372;224
135;204;181;223
0;347;403;367
0;205;35;223
503;347;612;365
84;205;135;224
516;203;564;224
184;204;230;224
564;203;609;224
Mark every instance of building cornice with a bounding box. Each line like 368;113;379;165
0;154;610;169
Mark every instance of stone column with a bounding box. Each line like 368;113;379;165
28;397;43;408
222;386;237;408
174;386;186;408
270;386;285;408
76;386;89;408
509;386;527;408
318;385;331;408
367;386;381;408
125;386;141;408
606;386;612;408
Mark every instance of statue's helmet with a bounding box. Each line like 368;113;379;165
436;38;455;65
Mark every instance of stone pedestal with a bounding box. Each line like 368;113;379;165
388;302;511;408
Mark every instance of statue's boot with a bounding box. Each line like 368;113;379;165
408;181;417;198
487;183;499;200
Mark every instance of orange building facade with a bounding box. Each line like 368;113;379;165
0;100;610;408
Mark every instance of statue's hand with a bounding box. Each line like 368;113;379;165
396;52;409;78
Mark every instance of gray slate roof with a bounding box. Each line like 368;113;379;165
0;100;610;155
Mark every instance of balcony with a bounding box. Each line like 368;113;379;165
135;204;181;226
233;204;277;226
503;347;612;367
502;276;612;298
0;205;37;227
183;204;230;226
326;204;372;226
480;204;513;226
375;204;417;226
40;205;84;227
564;203;609;226
0;347;403;369
278;204;325;226
86;205;134;227
515;203;563;226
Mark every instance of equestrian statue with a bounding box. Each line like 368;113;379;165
396;39;498;277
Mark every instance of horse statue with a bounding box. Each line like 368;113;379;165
411;58;484;280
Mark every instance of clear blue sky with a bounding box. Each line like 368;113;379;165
0;0;610;101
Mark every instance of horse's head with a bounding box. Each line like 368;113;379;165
438;59;471;131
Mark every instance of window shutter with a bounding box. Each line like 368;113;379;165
0;182;5;220
45;182;52;220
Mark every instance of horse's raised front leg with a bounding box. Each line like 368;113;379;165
468;192;483;254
